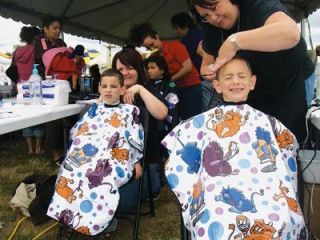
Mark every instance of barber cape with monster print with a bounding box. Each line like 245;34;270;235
162;103;308;240
47;103;144;236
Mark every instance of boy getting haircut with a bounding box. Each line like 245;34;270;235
162;56;308;239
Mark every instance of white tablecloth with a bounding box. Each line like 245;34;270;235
0;103;85;135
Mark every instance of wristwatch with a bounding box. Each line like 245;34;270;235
229;34;240;51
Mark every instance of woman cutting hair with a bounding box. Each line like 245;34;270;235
189;0;315;142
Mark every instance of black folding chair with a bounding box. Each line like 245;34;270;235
55;105;155;240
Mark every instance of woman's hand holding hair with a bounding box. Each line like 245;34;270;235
209;34;239;74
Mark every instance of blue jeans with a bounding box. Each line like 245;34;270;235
200;80;214;112
117;163;160;213
305;72;315;106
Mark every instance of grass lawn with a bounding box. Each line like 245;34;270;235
0;133;181;240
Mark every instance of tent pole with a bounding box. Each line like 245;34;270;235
300;18;306;40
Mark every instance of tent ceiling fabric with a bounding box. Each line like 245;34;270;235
0;0;189;45
0;0;319;45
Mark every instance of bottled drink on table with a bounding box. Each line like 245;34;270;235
29;64;42;105
80;64;93;93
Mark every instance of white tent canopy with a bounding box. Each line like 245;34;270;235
0;0;319;45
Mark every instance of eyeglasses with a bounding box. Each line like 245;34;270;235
200;1;219;23
201;15;210;23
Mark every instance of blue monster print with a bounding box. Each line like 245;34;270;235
176;130;201;174
252;127;279;172
87;103;98;119
65;143;99;170
215;187;264;214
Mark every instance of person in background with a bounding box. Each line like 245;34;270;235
12;26;41;82
34;16;68;163
68;44;85;92
145;54;180;132
162;56;308;239
13;26;45;155
112;47;168;212
89;64;101;94
171;12;215;112
145;54;180;191
34;16;67;79
129;23;201;120
189;0;315;143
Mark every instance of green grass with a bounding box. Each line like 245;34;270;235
0;134;181;240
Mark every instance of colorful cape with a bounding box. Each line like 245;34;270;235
162;104;307;240
47;103;144;235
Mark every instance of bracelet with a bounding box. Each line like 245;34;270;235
229;34;240;51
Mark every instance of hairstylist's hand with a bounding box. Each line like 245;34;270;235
209;35;238;73
123;84;141;104
201;64;216;81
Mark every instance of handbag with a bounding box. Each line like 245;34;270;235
5;58;19;83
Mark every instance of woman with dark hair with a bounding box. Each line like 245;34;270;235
34;16;69;163
34;16;66;79
129;23;202;120
190;0;315;142
111;47;168;212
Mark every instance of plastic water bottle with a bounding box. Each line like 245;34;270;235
80;65;93;93
29;64;42;104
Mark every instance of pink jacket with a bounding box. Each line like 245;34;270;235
13;44;35;81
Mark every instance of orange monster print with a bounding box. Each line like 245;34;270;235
206;109;249;138
55;176;77;204
273;180;302;215
276;129;294;150
228;215;285;240
110;147;129;164
76;122;90;136
76;226;90;235
105;112;128;128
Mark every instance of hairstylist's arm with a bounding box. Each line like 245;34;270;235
211;11;300;73
124;84;168;120
171;59;192;81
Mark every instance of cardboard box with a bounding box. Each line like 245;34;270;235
303;183;320;238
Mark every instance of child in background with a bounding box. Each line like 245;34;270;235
162;56;308;239
68;44;85;92
47;69;144;236
144;54;180;198
12;26;45;155
145;54;180;131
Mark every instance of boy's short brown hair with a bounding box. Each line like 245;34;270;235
100;68;124;86
216;55;252;80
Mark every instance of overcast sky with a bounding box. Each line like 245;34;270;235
0;9;319;53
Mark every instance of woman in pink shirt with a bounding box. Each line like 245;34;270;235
12;26;41;82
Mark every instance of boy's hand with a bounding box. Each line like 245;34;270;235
134;162;143;179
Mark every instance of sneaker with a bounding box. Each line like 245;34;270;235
54;156;65;166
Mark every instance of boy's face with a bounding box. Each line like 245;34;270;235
147;62;164;80
99;76;124;105
213;59;256;102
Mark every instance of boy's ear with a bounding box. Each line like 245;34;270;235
212;79;222;94
250;75;257;90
